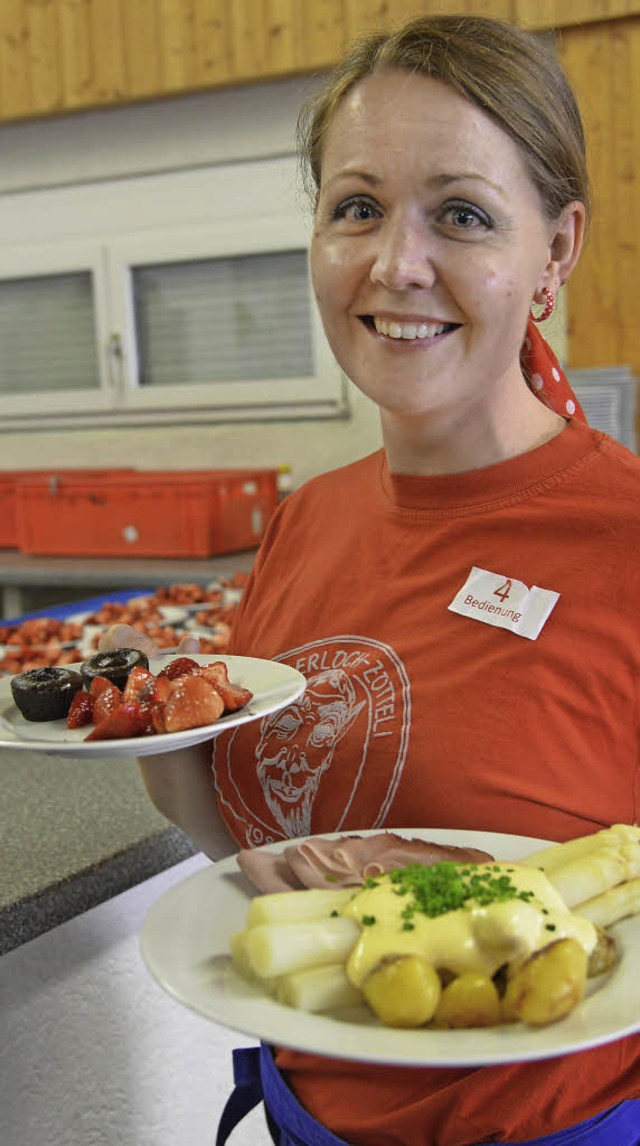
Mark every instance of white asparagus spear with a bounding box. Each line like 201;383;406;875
276;963;363;1013
229;930;278;993
245;917;360;980
523;824;640;873
230;929;253;978
542;843;640;907
247;886;355;927
575;877;640;928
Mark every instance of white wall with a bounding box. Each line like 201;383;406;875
0;79;382;488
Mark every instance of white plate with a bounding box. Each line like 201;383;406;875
0;654;306;760
140;828;640;1067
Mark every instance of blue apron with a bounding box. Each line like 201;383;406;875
215;1044;640;1146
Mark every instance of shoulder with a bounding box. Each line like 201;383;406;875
290;450;383;503
270;450;384;526
585;428;640;495
244;450;383;574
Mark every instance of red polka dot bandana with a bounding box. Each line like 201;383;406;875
521;318;586;422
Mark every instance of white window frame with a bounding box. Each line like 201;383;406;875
0;241;113;418
0;158;347;430
106;216;343;420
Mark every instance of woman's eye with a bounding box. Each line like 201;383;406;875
332;197;381;223
441;202;492;231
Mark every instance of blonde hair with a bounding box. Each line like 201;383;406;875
297;15;590;224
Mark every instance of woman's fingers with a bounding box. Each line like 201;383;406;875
98;623;159;658
177;632;201;655
97;624;201;658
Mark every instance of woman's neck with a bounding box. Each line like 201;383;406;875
380;391;567;477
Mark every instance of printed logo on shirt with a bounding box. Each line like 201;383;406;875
213;636;411;848
448;566;559;640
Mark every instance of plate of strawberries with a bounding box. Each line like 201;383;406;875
0;653;307;759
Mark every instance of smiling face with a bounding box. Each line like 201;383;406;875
310;71;582;467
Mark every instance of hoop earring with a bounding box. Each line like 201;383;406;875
531;287;555;323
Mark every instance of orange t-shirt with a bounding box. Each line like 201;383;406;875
214;418;640;1145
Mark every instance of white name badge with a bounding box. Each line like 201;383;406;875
448;566;559;641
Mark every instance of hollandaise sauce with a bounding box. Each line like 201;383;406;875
341;861;597;987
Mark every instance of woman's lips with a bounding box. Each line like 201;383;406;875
360;315;460;341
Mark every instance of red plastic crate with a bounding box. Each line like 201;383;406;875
0;474;19;547
0;469;133;550
16;469;278;558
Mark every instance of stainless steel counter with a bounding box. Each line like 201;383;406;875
0;549;256;618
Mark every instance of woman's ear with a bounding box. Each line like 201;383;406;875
540;201;587;295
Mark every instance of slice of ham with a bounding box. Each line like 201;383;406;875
236;832;494;894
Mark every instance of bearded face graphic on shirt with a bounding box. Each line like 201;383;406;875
255;668;365;837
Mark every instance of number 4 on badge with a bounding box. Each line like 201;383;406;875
494;579;512;602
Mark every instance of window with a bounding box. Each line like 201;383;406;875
0;271;99;396
0;242;113;419
133;250;313;387
0;159;345;429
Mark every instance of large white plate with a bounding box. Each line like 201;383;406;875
0;654;306;760
140;828;640;1067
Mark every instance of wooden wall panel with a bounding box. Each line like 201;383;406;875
193;0;232;86
559;17;640;377
616;19;640;375
58;0;95;109
517;0;640;30
26;0;63;113
122;0;161;98
156;0;196;92
90;0;125;102
344;0;514;39
264;0;302;75
0;0;30;118
228;0;267;80
344;0;425;39
300;0;347;70
0;0;527;121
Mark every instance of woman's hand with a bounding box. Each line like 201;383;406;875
95;622;237;859
97;624;201;658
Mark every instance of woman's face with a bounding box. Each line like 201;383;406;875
310;71;564;425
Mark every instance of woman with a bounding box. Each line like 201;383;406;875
107;15;640;1145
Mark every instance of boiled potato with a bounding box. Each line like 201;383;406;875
362;954;441;1028
586;926;618;978
502;938;587;1026
433;972;502;1029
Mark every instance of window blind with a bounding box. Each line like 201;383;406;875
0;272;99;394
133;249;314;388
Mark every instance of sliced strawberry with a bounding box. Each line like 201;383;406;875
199;660;230;686
93;683;123;724
150;701;167;734
85;704;149;741
137;674;172;706
155;675;172;704
157;656;202;682
163;675;224;733
90;675;122;698
122;665;155;704
67;690;94;729
200;662;253;712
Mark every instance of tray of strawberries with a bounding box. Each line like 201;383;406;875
0;580;248;677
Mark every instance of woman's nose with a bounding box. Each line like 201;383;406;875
369;215;436;291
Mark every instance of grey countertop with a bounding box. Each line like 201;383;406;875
0;744;197;955
0;549;256;618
